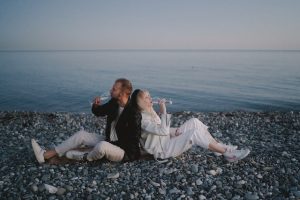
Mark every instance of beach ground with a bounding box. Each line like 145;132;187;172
0;111;299;199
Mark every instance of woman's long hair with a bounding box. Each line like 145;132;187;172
131;89;160;124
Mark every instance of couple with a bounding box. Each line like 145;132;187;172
32;78;250;164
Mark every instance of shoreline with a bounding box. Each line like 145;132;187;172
1;111;299;199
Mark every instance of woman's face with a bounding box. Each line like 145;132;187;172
139;91;153;110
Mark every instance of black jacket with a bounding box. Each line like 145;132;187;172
92;98;141;161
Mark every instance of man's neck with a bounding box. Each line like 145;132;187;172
118;97;128;107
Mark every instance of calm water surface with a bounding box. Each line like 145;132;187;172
0;50;299;112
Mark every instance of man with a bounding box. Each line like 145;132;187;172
90;78;141;161
31;78;141;163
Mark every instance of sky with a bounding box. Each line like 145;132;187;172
0;0;300;50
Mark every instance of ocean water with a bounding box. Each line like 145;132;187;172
0;50;299;113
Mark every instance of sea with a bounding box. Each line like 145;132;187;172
0;50;299;113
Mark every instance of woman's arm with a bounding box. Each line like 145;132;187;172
141;113;171;136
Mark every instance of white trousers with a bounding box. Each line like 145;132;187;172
162;118;216;158
55;130;125;162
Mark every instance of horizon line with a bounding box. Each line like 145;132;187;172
0;48;300;52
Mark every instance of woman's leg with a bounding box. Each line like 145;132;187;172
184;118;250;162
208;142;226;154
181;118;235;154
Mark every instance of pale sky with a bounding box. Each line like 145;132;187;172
0;0;300;50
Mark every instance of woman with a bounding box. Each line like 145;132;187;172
131;89;250;162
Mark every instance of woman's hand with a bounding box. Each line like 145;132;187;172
159;99;167;114
170;128;182;137
174;128;182;136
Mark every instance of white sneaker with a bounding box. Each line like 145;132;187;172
214;143;238;156
224;149;250;162
66;150;89;161
31;139;45;164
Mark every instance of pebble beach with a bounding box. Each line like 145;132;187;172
0;111;299;200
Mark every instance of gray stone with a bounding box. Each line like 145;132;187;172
169;187;181;194
65;185;73;191
196;179;203;185
191;164;199;173
293;191;300;198
38;184;45;192
107;172;119;179
158;188;166;195
31;184;38;192
57;188;66;195
245;192;259;200
187;187;194;196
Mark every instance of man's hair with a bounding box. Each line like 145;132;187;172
115;78;132;96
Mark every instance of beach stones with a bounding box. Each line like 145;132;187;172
0;111;299;199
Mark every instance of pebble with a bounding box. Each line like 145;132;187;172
65;185;73;191
187;187;194;195
191;164;199;173
31;184;38;192
196;179;203;185
149;179;160;187
257;174;263;179
158;188;166;195
107;172;119;179
56;188;66;195
44;184;58;194
245;192;259;200
208;170;217;176
169;187;181;194
294;191;300;198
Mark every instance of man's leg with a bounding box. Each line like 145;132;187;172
54;130;104;157
32;130;104;163
87;141;125;162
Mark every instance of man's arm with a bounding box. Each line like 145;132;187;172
92;99;117;117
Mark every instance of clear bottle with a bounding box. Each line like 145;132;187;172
99;91;110;101
152;97;173;105
89;91;110;106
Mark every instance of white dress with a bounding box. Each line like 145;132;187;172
140;111;215;159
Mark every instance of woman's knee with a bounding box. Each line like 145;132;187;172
74;130;87;138
186;118;201;126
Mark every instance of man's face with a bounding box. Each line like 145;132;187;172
110;82;122;99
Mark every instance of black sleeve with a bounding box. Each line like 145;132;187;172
92;99;116;117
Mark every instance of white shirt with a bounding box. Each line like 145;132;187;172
110;106;124;142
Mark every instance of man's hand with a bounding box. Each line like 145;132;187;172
93;97;101;106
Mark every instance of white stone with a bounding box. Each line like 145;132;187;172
196;179;203;185
149;179;160;187
107;172;120;179
44;184;58;194
208;170;217;176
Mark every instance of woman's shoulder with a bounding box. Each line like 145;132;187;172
141;111;157;122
